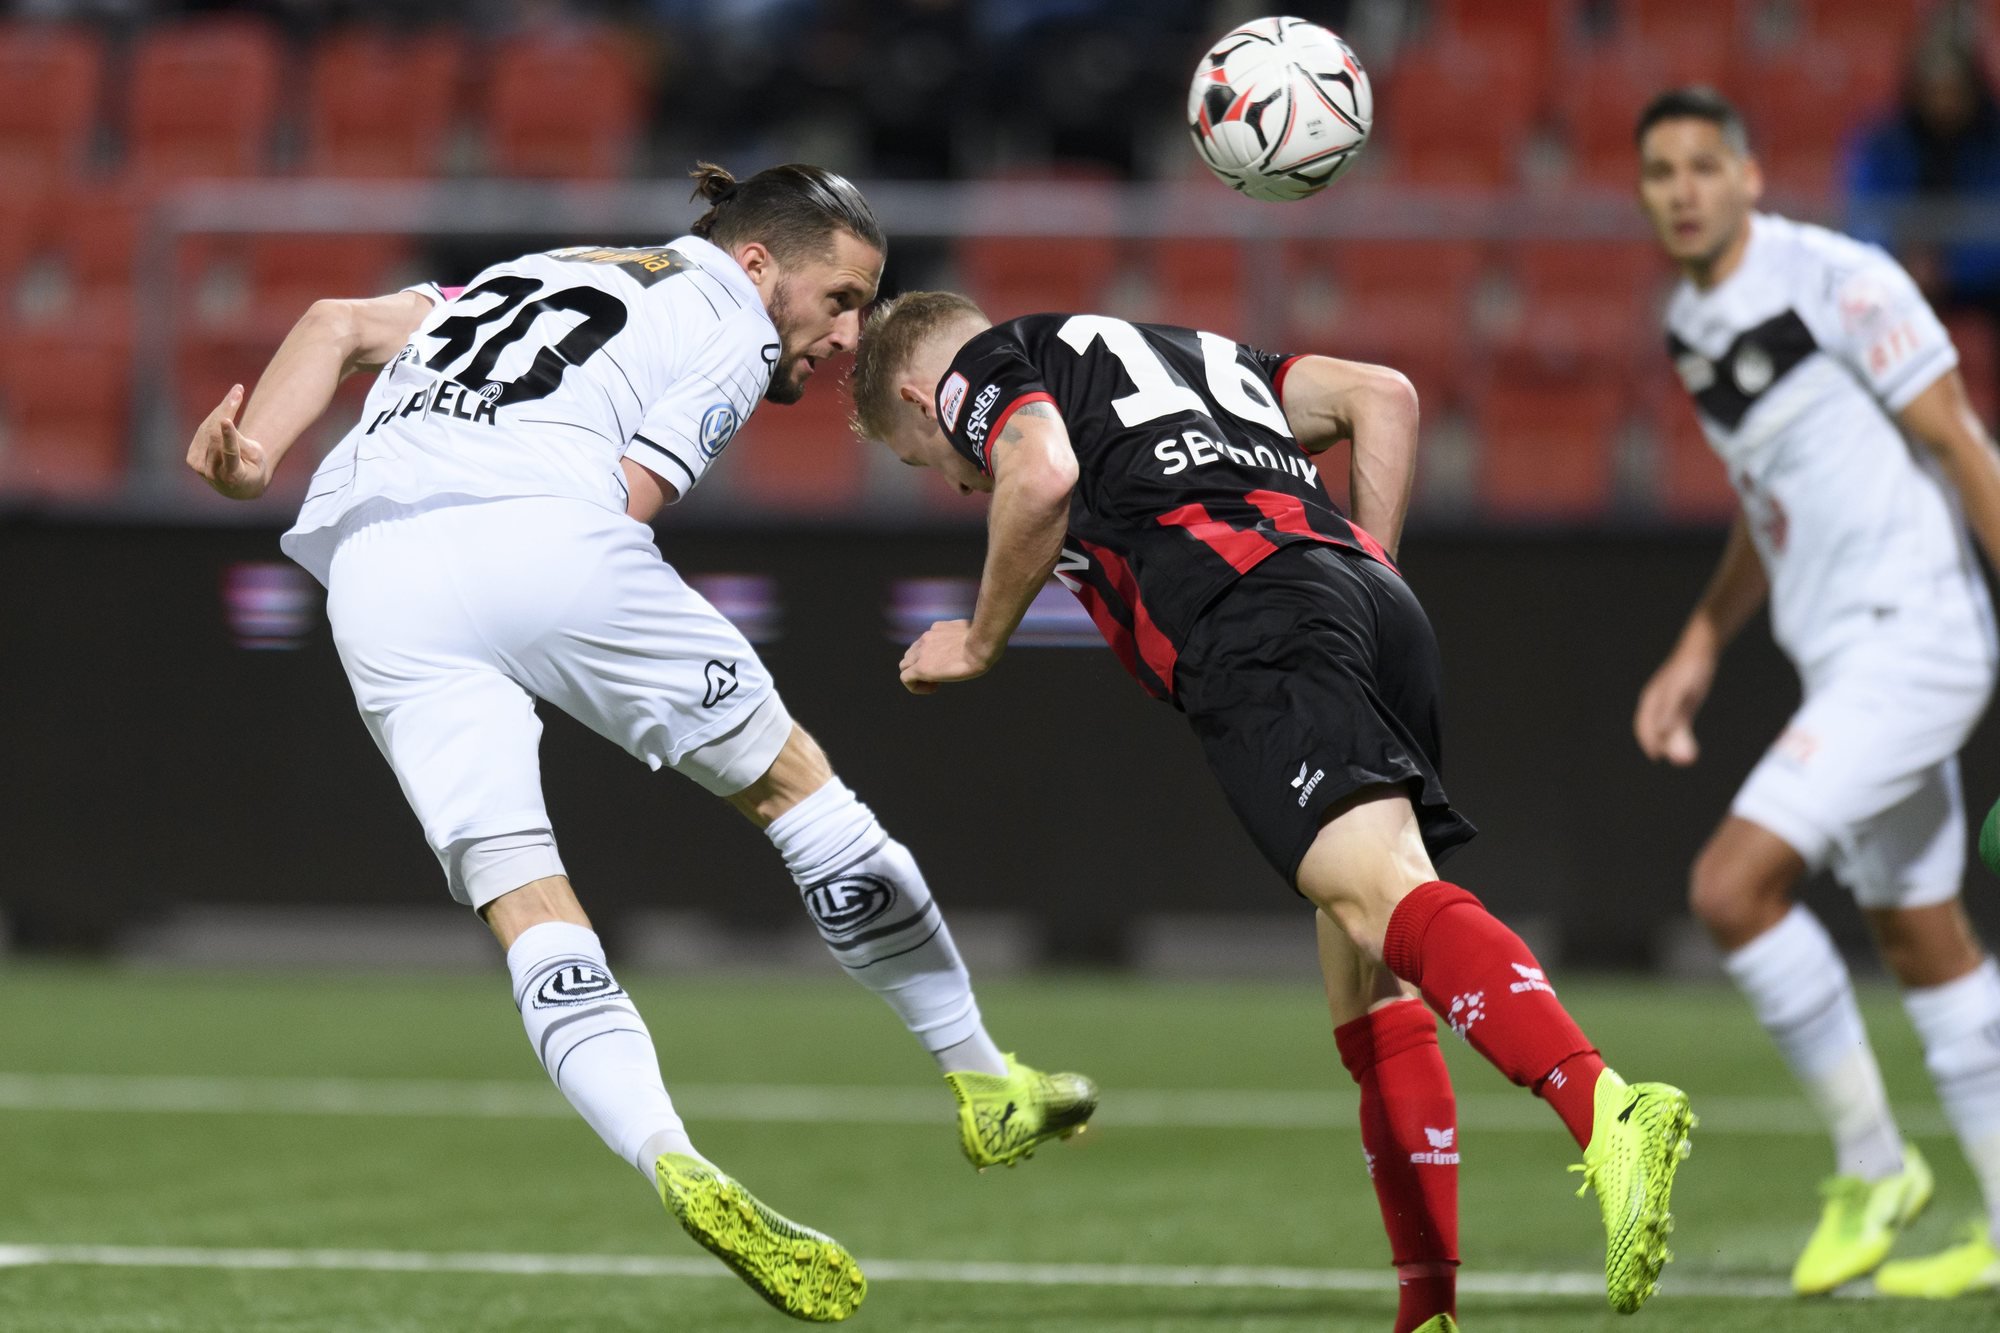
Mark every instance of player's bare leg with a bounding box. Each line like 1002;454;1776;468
1694;816;1924;1292
1320;912;1460;1333
729;724;1097;1169
1869;899;2000;1298
482;872;866;1321
1300;785;1693;1314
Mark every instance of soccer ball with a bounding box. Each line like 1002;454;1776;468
1187;16;1373;203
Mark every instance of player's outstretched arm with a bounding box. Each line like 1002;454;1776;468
1634;514;1766;766
900;402;1078;694
1274;356;1418;557
185;290;433;500
1899;368;2000;573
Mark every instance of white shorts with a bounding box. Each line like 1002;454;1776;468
324;496;793;909
1733;635;1994;909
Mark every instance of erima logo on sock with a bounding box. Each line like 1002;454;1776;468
802;874;896;937
532;963;624;1009
1508;962;1554;995
1410;1125;1460;1165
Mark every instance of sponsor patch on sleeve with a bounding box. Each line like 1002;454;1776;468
698;402;740;459
938;371;969;433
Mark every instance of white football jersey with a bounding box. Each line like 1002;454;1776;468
283;234;779;584
1664;211;1995;672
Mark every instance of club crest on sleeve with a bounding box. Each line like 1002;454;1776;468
801;874;897;937
532;962;624;1008
698;403;740;459
938;372;969;432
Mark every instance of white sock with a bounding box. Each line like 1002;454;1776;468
1903;956;2000;1248
507;921;700;1182
1724;905;1905;1180
767;778;1007;1076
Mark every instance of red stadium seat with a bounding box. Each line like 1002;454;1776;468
127;19;282;184
306;28;464;178
1652;386;1737;521
1386;38;1537;187
1802;0;1931;51
0;195;44;311
0;319;132;495
1435;0;1575;84
1500;238;1670;375
485;30;643;179
727;376;864;510
1143;236;1250;334
1475;375;1626;520
1285;239;1487;407
0;24;103;191
244;234;410;324
1744;43;1893;203
1623;0;1745;47
50;182;143;320
1560;48;1671;188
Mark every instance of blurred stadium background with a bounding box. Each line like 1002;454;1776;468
8;3;2000;1326
5;0;2000;966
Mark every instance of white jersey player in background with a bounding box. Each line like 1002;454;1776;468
1633;88;2000;1299
185;163;1095;1324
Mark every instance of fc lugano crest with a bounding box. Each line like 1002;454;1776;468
532;962;625;1008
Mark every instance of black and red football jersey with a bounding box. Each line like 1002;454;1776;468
936;313;1394;703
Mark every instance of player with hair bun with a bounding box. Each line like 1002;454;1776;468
185;163;1096;1324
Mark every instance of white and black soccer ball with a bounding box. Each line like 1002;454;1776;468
1188;16;1372;203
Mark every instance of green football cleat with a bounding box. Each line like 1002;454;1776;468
944;1053;1099;1170
1409;1316;1460;1332
1874;1219;2000;1299
1791;1141;1933;1295
655;1153;866;1322
1569;1070;1696;1315
1981;793;2000;877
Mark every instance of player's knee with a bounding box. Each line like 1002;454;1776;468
728;724;834;825
1687;844;1778;942
453;829;566;909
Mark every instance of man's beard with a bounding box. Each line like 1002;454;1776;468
763;277;808;404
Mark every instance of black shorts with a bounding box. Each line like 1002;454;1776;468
1175;543;1477;888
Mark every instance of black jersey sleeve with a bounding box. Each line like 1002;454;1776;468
1240;344;1309;407
936;327;1057;476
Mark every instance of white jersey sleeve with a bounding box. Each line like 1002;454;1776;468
626;307;777;501
1805;244;1957;413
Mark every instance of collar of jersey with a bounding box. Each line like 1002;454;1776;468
666;233;767;314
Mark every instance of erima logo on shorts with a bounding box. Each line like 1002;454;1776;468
802;874;896;937
698;403;739;459
1291;761;1325;807
532;963;624;1009
702;660;739;708
938;372;969;432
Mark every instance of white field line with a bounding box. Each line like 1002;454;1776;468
0;1071;1952;1136
0;1242;1814;1301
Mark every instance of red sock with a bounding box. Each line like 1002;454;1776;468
1536;1049;1608;1149
1335;1000;1458;1333
1382;881;1604;1150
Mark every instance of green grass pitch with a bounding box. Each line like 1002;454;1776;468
0;964;1985;1330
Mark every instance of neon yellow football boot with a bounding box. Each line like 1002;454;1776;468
1409;1315;1460;1332
1875;1219;2000;1299
944;1053;1099;1170
1791;1141;1933;1294
1569;1069;1696;1314
655;1153;866;1322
